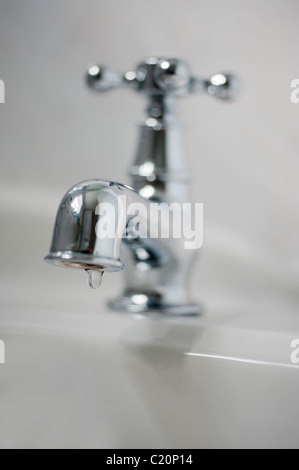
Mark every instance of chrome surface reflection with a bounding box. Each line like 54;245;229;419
46;57;237;314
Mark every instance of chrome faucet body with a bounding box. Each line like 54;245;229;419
45;57;237;314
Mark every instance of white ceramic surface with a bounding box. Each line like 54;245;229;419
1;203;299;449
0;305;299;449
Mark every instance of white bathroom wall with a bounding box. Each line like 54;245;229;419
0;0;298;316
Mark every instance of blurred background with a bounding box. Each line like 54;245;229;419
0;0;299;328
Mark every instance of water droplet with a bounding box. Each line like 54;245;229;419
86;270;104;289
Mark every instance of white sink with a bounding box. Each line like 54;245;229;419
0;204;299;448
0;306;298;449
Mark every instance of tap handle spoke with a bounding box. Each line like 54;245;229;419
193;73;239;100
86;64;124;92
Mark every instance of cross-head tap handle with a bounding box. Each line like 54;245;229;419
86;57;238;100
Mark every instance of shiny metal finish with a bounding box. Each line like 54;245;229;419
46;57;236;314
86;57;238;99
86;65;124;93
45;181;126;273
202;73;239;100
45;179;198;314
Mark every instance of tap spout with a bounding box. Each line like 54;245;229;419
45;180;154;271
45;178;198;314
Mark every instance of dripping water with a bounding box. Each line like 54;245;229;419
86;269;104;289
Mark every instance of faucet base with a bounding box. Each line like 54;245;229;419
108;294;200;316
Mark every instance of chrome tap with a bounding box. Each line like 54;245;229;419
45;57;237;314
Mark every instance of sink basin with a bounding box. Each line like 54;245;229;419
0;200;299;449
0;306;298;449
